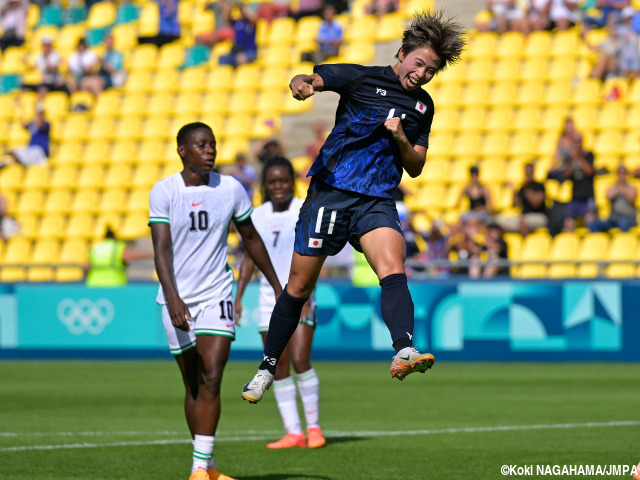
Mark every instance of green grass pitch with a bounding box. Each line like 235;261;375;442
1;360;639;479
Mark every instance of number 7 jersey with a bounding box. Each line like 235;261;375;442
149;172;253;305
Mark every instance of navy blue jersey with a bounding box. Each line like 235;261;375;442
308;63;434;199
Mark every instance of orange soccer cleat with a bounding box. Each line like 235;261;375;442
306;427;326;449
189;470;210;480
390;348;435;381
266;432;306;449
208;468;237;480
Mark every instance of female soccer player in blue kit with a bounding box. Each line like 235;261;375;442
242;10;466;404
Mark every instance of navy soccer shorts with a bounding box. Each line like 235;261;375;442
294;179;404;256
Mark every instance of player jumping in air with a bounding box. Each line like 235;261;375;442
150;123;281;480
242;10;466;404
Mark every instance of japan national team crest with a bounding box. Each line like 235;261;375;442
309;238;323;248
415;101;427;114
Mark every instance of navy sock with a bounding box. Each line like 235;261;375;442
379;273;414;353
259;286;308;374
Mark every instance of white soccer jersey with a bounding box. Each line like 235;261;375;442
149;172;253;305
251;197;303;310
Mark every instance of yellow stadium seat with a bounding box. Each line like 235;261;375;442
513;107;542;133
57;114;89;143
376;12;404;42
128;44;159;72
77;166;105;191
56;239;88;282
481;133;510;158
433;62;465;86
596;103;626;131
127;188;151;213
505;158;527;186
37;213;66;240
605;233;637;278
99;188;128;214
422;158;449;184
22;165;50;191
157;43;185;70
232;63;261;92
114;117;143;142
206;65;234;91
510;132;539;158
480;157;507;183
516;81;545;107
190;9;214;37
174;92;203;117
524;31;552;58
43;92;69;121
71;189;100;214
496;31;525;59
111;141;138;165
0;164;24;195
83;141;111;164
544;81;572;108
550;30;580;58
488;82;518;108
593;131;623;156
104;166;134;189
294;15;322;48
141;117;171;143
216;138;250;165
138;140;168;165
461;83;490;108
548;58;576;82
458;107;486;133
28;239;59;282
255;91;284;116
50;141;83;167
179;66;208;92
44;190;72;215
547;232;580;278
1;238;31;282
518;231;551;278
541;106;570;134
453;133;483;157
436;84;463;108
343;15;375;43
137;2;160;38
132;165;160;190
227;91;257;115
267;16;296;45
576;232;609;277
16;191;45;216
571;78;602;106
152;69;180;93
88;117;117;142
260;45;292;68
87;1;116;28
66;214;95;241
93;90;122;117
123;71;153;94
56;24;85;55
571;105;598;135
112;23;138;52
466;59;494;83
119;93;147;118
467;33;498;60
493;58;520;83
622;133;640;156
252;114;281;139
431;108;458;134
118;212;150;240
48;165;77;190
282;91;313;114
426;132;454;158
486;107;514;133
0;47;27;74
144;93;172;117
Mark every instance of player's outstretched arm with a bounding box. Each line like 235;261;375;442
384;117;427;177
289;73;324;101
235;218;283;298
150;223;192;331
234;252;257;326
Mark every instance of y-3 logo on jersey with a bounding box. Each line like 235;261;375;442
376;87;387;96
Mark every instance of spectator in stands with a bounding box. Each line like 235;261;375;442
138;0;181;47
256;137;286;165
456;165;494;226
6;101;50;168
305;121;327;160
497;163;548;236
98;31;126;90
448;221;483;277
548;116;581;182
527;0;552;31
562;133;596;232
365;0;400;16
584;0;631;28
588;165;637;232
218;1;257;67
589;7;640;80
476;0;528;33
290;0;324;20
0;191;7;240
0;0;27;51
21;36;68;98
196;0;236;47
85;227;152;287
228;152;257;197
257;0;290;23
66;38;100;95
301;5;343;65
396;200;426;276
482;222;509;278
550;0;579;30
424;219;451;277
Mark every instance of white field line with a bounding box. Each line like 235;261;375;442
1;421;638;453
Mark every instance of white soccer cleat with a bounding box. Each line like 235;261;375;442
242;369;274;404
390;347;435;381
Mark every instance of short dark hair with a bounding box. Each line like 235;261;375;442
397;9;466;71
177;122;213;147
260;156;296;204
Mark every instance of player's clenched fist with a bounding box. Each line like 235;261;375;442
384;117;407;143
290;77;315;100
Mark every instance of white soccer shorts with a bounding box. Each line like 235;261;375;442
162;294;236;356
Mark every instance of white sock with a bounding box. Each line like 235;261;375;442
297;368;320;429
273;376;302;435
191;435;214;474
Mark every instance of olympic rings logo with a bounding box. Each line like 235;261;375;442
57;299;115;335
